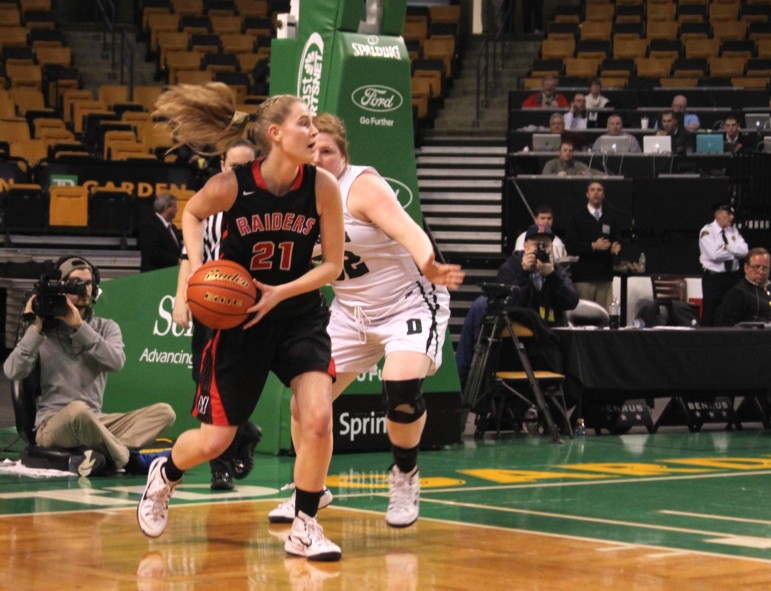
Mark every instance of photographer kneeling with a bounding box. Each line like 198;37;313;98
456;225;579;387
3;257;176;476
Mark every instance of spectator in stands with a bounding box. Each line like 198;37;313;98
585;78;610;110
565;180;622;311
723;114;756;154
671;95;700;132
656;110;695;156
699;200;749;326
547;111;591;152
592;113;642;153
718;247;771;326
140;193;182;273
3;256;176;476
513;204;568;260
548;112;565;135
655;96;700;132
522;76;568;109
455;225;578;387
542;141;597;176
563;93;588;130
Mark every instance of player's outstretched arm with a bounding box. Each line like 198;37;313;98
348;171;464;289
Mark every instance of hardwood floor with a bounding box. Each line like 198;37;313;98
3;499;771;590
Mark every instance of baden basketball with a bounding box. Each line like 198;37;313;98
187;260;257;329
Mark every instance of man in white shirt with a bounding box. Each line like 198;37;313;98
563;93;588;130
592;113;642;153
698;200;749;326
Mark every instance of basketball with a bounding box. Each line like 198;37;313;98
186;260;257;329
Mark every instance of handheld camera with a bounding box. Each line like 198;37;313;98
31;267;89;318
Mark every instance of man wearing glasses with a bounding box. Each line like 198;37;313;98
718;247;771;326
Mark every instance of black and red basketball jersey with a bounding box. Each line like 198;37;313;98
226;159;323;317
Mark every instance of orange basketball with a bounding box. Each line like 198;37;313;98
187;260;257;329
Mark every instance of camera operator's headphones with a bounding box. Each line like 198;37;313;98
54;256;102;304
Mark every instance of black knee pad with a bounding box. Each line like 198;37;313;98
383;378;426;424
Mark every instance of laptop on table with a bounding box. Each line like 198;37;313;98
695;134;723;154
643;135;672;154
531;133;561;152
594;135;632;154
744;113;769;131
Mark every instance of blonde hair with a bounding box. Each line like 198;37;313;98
313;112;349;162
153;83;302;156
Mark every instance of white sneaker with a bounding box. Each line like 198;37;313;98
386;465;420;528
268;484;334;523
137;456;180;538
284;511;342;562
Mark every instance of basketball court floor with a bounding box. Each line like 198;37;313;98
2;426;771;590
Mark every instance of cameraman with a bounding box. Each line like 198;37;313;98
497;224;579;326
456;225;578;386
3;257;176;476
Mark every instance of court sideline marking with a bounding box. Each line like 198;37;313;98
416;496;771;551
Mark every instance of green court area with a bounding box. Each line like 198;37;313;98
2;429;771;562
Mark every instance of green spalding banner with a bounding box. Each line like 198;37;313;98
270;0;462;450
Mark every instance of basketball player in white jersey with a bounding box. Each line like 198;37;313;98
268;113;464;528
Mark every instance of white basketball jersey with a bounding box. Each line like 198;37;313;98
331;165;430;314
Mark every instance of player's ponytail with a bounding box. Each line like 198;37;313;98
154;84;302;157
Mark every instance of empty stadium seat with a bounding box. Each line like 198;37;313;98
4;183;48;235
685;38;721;58
89;186;134;240
49;185;88;229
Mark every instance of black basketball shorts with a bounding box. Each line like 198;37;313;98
193;302;335;426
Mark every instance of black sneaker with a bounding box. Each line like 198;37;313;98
68;449;107;477
233;422;262;480
211;470;234;491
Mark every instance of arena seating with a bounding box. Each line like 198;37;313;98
0;1;464;258
526;0;771;91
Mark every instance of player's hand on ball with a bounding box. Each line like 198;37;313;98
242;280;280;329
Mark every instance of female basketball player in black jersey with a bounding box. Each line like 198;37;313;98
137;84;345;562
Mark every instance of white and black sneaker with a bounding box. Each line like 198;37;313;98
137;456;180;538
68;449;107;477
268;483;334;523
284;511;342;562
386;465;420;528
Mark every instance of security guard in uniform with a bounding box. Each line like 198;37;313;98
699;200;748;326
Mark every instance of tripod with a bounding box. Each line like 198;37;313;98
460;296;571;443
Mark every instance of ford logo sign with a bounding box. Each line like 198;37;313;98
351;85;403;113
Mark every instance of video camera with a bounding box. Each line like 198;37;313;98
31;266;89;318
480;282;520;314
